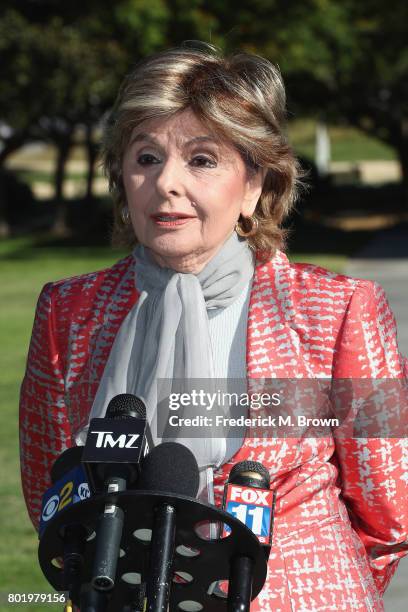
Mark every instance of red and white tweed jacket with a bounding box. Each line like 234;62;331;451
19;251;408;611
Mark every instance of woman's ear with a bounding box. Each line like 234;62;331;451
241;166;267;217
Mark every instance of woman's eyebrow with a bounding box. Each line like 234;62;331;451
129;132;219;148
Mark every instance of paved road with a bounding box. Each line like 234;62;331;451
345;223;407;611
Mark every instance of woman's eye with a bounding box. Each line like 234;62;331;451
191;155;217;168
137;153;160;165
136;153;216;167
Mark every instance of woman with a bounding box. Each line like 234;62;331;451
20;42;407;611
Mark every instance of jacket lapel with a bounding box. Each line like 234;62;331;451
246;250;310;379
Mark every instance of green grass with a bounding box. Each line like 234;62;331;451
288;253;346;272
0;238;126;612
288;119;397;162
0;236;346;610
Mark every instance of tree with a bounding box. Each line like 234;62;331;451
2;0;407;237
200;0;408;197
0;7;126;234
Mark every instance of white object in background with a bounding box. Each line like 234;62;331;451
315;121;331;177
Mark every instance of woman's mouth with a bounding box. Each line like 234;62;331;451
151;213;196;227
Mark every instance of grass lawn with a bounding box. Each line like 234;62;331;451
0;237;346;611
0;238;128;611
288;119;396;162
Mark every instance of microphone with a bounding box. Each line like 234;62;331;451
82;393;152;494
40;446;91;537
137;442;200;496
39;446;91;604
138;442;200;612
223;461;276;612
224;461;274;550
86;395;151;594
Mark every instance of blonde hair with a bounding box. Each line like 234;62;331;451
101;41;302;258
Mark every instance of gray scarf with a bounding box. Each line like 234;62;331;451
76;231;254;477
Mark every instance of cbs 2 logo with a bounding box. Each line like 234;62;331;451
41;480;89;522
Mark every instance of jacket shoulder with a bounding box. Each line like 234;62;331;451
255;250;361;303
36;253;137;341
285;257;394;319
272;252;391;325
37;254;135;319
47;253;134;298
288;258;359;292
252;251;405;377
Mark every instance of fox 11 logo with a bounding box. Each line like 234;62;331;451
222;484;274;545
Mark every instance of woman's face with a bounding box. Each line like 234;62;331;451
122;108;265;273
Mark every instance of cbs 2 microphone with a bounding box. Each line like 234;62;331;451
222;461;276;611
39;446;91;605
40;446;90;536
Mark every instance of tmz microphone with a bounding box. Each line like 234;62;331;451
223;461;276;612
82;393;152;494
39;446;91;605
84;395;151;595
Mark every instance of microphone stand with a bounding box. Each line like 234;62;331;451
145;503;177;612
39;491;268;611
228;556;253;612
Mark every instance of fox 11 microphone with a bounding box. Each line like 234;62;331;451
222;461;276;611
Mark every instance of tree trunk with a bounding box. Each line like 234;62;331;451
0;170;10;238
84;123;98;204
0;132;30;237
0;131;29;165
51;135;72;237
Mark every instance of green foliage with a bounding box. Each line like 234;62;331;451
0;8;126;149
1;0;407;186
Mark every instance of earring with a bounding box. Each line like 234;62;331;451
235;215;259;238
121;206;131;224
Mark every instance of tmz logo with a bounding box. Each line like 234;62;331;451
90;431;141;449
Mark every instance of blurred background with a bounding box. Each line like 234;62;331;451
1;0;407;609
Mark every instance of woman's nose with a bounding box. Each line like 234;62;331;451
155;157;186;198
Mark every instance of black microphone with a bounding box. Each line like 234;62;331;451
82;393;152;494
223;461;275;612
40;446;91;605
137;442;200;612
86;395;151;594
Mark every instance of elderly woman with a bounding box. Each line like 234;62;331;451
20;43;407;611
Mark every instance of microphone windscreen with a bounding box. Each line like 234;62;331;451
51;446;84;484
106;394;146;420
228;460;270;489
138;442;199;497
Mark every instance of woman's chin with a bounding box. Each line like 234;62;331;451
145;238;215;272
147;235;201;259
